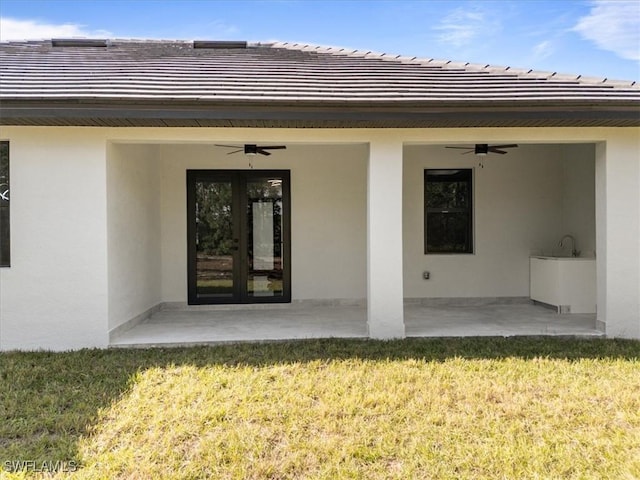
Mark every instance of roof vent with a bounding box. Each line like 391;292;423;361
193;40;247;49
52;38;108;47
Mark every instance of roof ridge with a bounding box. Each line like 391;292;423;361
270;41;638;89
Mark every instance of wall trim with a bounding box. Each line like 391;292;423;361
404;296;531;307
160;298;366;312
109;303;162;342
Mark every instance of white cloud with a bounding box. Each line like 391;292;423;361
532;40;554;61
0;17;111;42
573;0;640;61
433;7;487;47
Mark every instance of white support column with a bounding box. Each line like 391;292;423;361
367;138;405;339
595;133;640;339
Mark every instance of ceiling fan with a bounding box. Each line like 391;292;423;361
215;144;286;156
445;144;518;156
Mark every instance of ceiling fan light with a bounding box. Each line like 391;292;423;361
475;144;489;156
244;144;258;155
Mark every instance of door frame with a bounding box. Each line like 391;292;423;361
186;169;291;305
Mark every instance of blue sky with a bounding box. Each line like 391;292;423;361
1;0;638;80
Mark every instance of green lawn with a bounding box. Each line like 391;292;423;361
1;338;639;479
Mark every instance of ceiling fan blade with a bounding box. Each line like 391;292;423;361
489;149;508;154
257;149;272;156
462;150;475;155
490;144;518;149
445;146;474;149
227;149;243;155
258;145;286;150
215;144;243;149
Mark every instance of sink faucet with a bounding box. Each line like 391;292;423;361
559;234;578;257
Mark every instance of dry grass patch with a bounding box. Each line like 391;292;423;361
1;338;639;479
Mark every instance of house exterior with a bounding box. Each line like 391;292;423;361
0;39;638;351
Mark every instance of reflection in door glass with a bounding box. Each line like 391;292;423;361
247;179;284;298
195;181;234;297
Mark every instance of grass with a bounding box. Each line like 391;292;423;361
1;337;639;479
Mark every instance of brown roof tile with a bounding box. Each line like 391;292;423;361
0;39;638;127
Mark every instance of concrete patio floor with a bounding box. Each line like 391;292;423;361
110;301;603;347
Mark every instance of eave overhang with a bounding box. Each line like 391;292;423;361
1;99;638;128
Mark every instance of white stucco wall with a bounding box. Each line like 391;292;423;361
402;144;595;299
0;128;109;350
107;143;162;331
156;143;368;303
288;144;367;300
561;144;596;258
596;133;640;338
368;138;405;338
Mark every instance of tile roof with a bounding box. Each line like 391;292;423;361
1;39;638;127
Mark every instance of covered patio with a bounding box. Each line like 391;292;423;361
104;138;604;349
110;301;602;348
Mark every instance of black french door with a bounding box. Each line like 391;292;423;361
187;170;291;304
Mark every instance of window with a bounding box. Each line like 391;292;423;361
424;169;473;254
0;141;9;266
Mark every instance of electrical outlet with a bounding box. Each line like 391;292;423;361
423;271;430;280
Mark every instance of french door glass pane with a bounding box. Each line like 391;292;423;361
195;180;234;298
246;177;284;298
